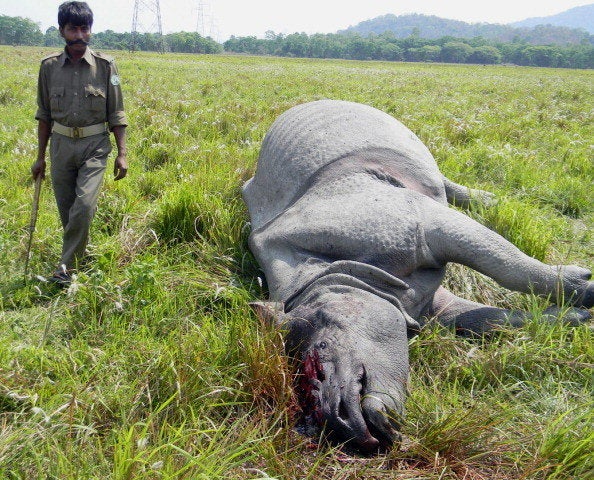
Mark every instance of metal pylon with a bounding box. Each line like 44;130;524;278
131;0;165;52
196;0;220;40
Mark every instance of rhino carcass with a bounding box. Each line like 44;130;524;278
242;100;593;451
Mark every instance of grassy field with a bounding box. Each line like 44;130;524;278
0;45;592;479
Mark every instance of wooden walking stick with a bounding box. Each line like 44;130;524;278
24;174;42;282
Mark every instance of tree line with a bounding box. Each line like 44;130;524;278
1;15;591;68
0;15;222;54
223;32;594;69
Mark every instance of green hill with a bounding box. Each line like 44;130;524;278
512;3;594;34
340;12;592;45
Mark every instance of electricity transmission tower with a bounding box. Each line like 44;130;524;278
196;0;219;40
131;0;165;52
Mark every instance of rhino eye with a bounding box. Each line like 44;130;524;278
318;341;327;350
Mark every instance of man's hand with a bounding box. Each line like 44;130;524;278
31;158;46;181
111;125;127;180
114;154;128;180
34;119;50;181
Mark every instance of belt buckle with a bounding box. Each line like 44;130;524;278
72;127;81;138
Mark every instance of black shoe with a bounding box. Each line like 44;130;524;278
48;270;72;286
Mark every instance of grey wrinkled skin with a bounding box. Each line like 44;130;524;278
242;100;593;452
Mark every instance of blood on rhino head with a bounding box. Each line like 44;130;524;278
252;283;412;452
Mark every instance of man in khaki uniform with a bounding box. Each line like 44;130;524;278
31;1;127;284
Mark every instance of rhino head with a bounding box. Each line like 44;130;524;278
252;285;410;452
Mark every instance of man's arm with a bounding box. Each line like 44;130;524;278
104;57;128;181
112;125;127;180
31;120;51;180
32;59;52;181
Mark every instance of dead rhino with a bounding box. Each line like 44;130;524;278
242;100;593;452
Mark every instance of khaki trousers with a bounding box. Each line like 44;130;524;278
49;132;112;270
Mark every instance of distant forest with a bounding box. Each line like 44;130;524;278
1;14;592;69
222;32;593;69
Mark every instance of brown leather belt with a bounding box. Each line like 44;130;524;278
52;122;107;138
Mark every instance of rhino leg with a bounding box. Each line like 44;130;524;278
428;286;591;335
442;176;496;209
424;199;594;309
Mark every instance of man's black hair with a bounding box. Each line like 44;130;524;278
58;1;93;28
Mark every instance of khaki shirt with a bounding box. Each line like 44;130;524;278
36;47;127;129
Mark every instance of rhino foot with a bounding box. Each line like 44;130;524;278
556;265;594;308
543;305;592;326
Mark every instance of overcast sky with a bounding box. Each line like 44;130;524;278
2;0;591;41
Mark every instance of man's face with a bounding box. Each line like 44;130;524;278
60;23;92;55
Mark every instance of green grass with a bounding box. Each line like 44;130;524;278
0;46;592;479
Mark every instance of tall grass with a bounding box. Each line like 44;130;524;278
0;46;592;478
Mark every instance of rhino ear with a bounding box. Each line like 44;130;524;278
249;301;289;326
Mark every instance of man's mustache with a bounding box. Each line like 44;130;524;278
66;39;89;46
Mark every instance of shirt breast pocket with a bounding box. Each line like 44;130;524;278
85;85;106;112
50;86;65;111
